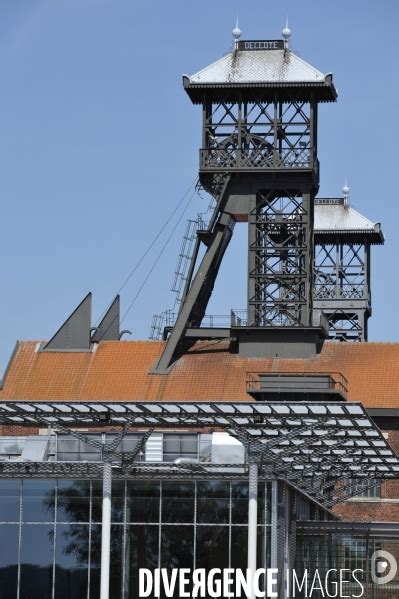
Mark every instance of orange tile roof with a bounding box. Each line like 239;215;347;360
0;340;398;408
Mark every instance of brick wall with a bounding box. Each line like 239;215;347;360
334;501;399;521
0;425;39;435
386;429;399;452
333;429;399;522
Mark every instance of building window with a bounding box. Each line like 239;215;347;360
55;433;200;463
162;433;198;462
347;479;381;499
55;433;144;462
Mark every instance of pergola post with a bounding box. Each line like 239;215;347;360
271;480;278;571
100;460;112;599
248;461;258;598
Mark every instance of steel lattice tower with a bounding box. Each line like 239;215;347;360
313;196;384;341
153;27;338;373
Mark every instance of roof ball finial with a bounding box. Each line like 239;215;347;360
343;179;350;205
282;17;291;45
232;17;242;41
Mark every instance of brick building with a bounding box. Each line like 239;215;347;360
0;22;398;599
0;338;398;598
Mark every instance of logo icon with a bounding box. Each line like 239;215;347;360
371;550;397;585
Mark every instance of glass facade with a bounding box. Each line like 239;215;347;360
0;479;271;599
297;534;399;599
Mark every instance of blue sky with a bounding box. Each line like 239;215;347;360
0;0;398;373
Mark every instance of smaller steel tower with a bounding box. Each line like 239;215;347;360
313;187;384;341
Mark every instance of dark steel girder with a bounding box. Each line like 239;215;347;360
153;175;234;373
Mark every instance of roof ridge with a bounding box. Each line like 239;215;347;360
287;50;326;78
188;52;232;81
348;203;378;227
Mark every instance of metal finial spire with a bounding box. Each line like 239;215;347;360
232;17;242;42
282;17;292;48
343;179;350;206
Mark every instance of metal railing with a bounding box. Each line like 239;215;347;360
152;309;330;338
158;309;325;331
200;147;316;170
162;310;250;329
314;283;365;300
163;312;233;329
230;309;249;327
246;371;348;398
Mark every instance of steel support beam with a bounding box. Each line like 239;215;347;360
248;461;258;599
271;480;278;571
284;484;291;598
180;174;230;306
248;190;313;327
100;461;112;599
153;212;234;373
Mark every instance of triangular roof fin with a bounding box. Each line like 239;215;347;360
43;293;92;351
91;295;120;343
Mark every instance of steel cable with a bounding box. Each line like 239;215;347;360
94;177;197;327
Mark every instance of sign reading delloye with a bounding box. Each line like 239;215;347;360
238;40;285;51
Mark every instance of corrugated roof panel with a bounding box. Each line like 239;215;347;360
314;199;384;243
188;49;326;85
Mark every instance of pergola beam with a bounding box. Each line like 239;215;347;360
0;400;398;501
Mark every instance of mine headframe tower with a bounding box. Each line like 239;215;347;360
153;31;337;373
313;196;384;341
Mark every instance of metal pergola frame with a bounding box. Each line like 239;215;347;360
1;399;398;599
1;400;398;493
